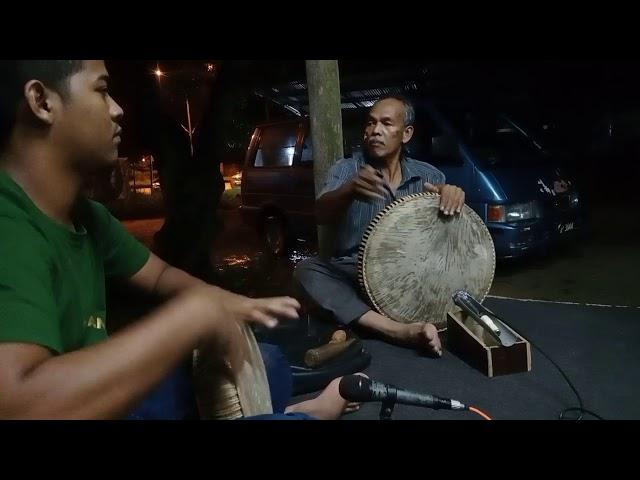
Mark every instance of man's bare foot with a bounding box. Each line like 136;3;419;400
285;373;367;420
395;322;442;356
357;311;442;356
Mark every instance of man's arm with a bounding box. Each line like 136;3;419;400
316;164;387;225
316;181;357;225
0;288;300;419
0;291;209;419
127;252;257;305
127;252;206;298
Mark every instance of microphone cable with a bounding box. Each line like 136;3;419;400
468;406;493;420
488;310;605;421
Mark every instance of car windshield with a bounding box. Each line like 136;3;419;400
415;104;552;168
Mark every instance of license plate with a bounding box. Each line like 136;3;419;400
557;222;575;234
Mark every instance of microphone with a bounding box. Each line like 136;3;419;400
339;375;467;411
452;290;517;347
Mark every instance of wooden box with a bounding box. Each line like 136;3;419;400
446;310;532;377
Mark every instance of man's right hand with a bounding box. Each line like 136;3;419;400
185;285;300;332
316;165;390;224
225;294;301;328
350;165;389;201
181;286;301;372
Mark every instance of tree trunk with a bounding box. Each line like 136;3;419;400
305;60;344;259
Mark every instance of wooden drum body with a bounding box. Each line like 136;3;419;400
193;324;273;419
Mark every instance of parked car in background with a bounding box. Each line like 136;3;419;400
240;100;582;259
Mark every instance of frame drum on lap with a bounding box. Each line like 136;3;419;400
358;193;495;330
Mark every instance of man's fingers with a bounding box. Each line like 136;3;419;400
422;324;435;341
254;298;301;322
360;167;396;199
438;188;449;212
265;305;300;320
440;190;450;214
455;190;465;213
249;309;279;328
354;183;385;201
374;170;394;195
355;185;385;200
440;187;462;215
428;337;442;356
422;324;442;355
440;188;453;215
446;191;457;215
267;296;301;312
453;189;464;214
360;167;383;183
361;174;387;194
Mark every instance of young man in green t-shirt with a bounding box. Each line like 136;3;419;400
0;60;359;419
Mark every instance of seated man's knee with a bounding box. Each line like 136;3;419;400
293;257;321;284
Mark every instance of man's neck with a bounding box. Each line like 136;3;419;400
380;150;403;184
366;149;402;169
2;139;82;228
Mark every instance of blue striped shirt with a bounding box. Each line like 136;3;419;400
319;151;446;259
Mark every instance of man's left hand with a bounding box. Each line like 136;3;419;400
424;182;465;216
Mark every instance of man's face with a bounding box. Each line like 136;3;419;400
363;98;413;160
51;60;124;171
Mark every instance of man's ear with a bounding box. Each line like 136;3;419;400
402;125;414;144
23;80;59;126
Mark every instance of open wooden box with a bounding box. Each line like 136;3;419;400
446;310;532;377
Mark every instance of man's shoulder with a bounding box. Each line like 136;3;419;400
404;157;445;180
0;179;32;222
0;200;30;225
0;211;41;237
404;156;439;171
76;198;114;229
331;155;362;173
0;212;52;262
0;188;47;246
81;198;110;218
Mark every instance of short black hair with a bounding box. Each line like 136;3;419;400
374;94;415;127
0;60;84;148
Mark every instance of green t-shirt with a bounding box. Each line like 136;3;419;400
0;170;150;354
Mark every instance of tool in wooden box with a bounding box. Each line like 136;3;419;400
452;290;518;347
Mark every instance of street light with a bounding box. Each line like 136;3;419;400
152;62;199;157
154;63;165;86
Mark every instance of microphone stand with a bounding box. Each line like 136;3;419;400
379;385;398;420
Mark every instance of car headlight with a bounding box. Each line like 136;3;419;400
568;192;579;207
487;201;542;223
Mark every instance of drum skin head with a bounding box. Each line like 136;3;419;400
358;193;495;330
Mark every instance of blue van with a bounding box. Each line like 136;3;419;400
240;101;582;259
404;101;582;259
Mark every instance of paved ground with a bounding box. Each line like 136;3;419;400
123;203;640;307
